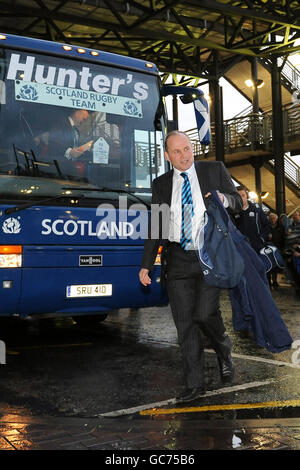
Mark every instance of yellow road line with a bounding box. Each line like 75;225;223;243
8;343;93;350
140;399;300;416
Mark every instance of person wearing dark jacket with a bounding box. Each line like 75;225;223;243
208;193;292;353
139;131;242;404
233;186;270;253
285;210;300;293
48;108;91;161
268;212;286;287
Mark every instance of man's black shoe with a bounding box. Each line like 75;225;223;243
175;387;206;404
218;355;235;385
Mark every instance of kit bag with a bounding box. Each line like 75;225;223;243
196;191;245;288
259;243;285;272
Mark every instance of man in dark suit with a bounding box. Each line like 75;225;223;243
48;108;91;161
139;131;242;403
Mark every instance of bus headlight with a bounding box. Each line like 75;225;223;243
0;246;22;268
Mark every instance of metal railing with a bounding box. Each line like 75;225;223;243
269;154;300;188
186;104;300;188
280;58;300;92
260;57;300;95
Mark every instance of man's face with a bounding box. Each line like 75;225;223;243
292;211;300;223
73;109;89;125
164;134;194;172
269;213;278;224
237;189;248;206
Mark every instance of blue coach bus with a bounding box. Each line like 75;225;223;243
0;33;171;324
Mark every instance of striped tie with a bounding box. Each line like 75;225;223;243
180;172;194;250
72;126;80;147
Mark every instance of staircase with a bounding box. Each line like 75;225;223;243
186;102;300;189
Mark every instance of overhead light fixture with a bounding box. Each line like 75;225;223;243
248;191;258;200
179;90;202;104
256;79;265;88
245;79;265;89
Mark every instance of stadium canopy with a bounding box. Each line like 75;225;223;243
0;0;299;81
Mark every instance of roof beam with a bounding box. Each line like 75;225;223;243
185;0;300;30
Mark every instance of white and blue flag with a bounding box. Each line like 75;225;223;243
161;85;211;145
193;94;211;145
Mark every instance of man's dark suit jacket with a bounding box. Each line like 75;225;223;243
48;117;75;160
141;160;242;271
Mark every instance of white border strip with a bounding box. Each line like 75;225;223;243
203;349;300;370
140;340;300;370
98;377;281;418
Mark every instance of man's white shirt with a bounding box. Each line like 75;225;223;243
168;164;206;243
168;163;228;244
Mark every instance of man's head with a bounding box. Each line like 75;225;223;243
164;131;194;172
269;212;278;225
292;210;300;223
236;185;249;208
71;109;89;126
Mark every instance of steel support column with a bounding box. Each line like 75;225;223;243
251;57;262;202
271;53;286;215
251;58;259;115
172;94;179;130
251;57;260;150
209;52;224;162
251;156;262;205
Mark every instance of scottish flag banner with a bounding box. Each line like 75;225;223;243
193;95;211;145
161;85;211;145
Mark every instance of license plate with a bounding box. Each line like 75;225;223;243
66;284;112;298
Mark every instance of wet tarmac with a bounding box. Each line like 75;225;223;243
0;276;299;452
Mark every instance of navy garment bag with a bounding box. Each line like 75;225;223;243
196;191;244;288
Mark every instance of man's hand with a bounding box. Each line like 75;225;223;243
205;191;224;203
139;268;151;286
69;147;85;159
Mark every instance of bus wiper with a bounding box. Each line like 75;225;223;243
13;145;65;180
4;194;84;215
62;186;150;208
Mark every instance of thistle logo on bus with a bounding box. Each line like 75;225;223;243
2;217;21;234
19;84;38;101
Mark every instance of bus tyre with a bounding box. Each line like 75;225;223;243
74;314;108;327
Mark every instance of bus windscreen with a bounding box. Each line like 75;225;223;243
0;48;166;201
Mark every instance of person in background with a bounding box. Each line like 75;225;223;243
48;108;91;161
268;212;285;287
284;210;300;294
279;213;292;235
139;131;242;404
234;185;270;254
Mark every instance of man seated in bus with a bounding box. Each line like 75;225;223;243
48;108;93;161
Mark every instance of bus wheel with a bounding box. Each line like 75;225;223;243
74;314;108;327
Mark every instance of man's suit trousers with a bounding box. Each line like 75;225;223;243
165;242;231;388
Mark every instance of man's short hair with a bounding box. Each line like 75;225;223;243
165;130;190;151
236;185;248;193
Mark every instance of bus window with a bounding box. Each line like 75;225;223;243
0;34;169;321
0;46;167;200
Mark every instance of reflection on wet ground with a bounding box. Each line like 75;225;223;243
0;410;300;450
0;282;299;450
